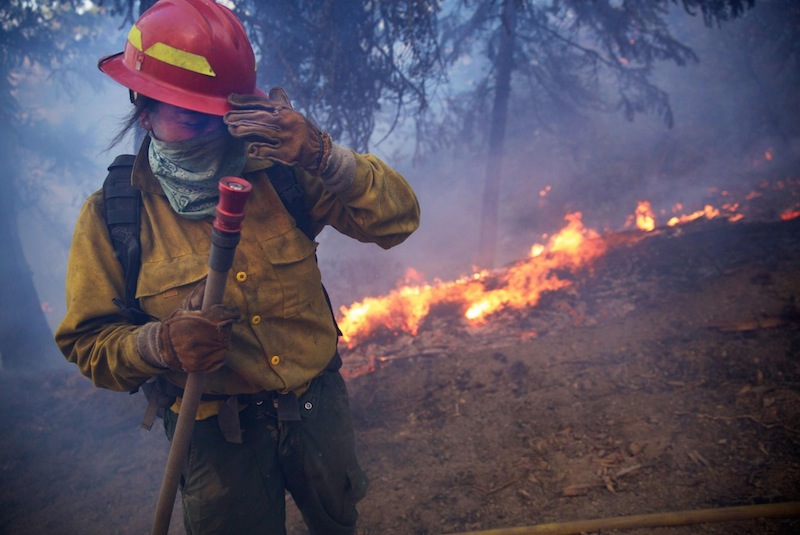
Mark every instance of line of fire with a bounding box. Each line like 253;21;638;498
336;176;800;378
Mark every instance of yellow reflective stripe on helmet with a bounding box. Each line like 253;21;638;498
127;24;143;51
145;42;216;77
127;24;216;78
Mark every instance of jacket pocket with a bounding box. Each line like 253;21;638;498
259;229;321;318
136;253;208;319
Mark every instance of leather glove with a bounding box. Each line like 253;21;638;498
224;88;333;176
137;281;240;373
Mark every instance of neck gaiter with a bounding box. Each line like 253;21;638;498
148;129;246;219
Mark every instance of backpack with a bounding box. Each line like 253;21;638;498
102;154;336;330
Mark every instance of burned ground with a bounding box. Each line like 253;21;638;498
2;217;799;534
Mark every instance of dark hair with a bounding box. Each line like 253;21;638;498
106;94;158;151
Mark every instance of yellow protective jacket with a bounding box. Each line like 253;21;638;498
55;138;420;395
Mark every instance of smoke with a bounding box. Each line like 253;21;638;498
2;4;798;533
351;2;800;285
11;2;799;339
15;81;130;332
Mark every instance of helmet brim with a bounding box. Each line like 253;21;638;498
99;52;265;116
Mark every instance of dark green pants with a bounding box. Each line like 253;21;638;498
164;370;368;535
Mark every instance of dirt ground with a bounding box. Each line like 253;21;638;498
2;217;799;535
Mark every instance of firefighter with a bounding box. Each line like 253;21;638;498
54;1;420;534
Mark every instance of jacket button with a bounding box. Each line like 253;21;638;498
236;271;247;282
251;315;261;325
270;355;281;366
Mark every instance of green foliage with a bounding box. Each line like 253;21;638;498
0;1;119;231
427;0;758;156
1;1;114;127
674;0;756;25
234;0;446;151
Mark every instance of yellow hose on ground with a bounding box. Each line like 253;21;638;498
446;501;800;535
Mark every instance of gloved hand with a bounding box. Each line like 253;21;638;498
224;87;333;176
137;281;240;373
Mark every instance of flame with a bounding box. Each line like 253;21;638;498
631;200;656;232
337;212;605;348
667;204;721;226
781;208;800;221
338;179;798;351
624;201;656;232
539;185;552;206
403;267;424;285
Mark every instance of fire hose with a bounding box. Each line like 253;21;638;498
446;501;800;535
151;176;253;535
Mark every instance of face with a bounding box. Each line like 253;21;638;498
142;102;225;143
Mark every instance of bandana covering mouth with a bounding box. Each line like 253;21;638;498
148;129;247;219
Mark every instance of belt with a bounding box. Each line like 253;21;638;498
142;379;302;444
140;352;342;443
164;384;277;406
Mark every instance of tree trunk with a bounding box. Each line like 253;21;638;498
476;0;518;268
139;0;158;15
0;136;62;371
0;0;216;373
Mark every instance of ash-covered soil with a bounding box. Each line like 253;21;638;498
2;217;799;534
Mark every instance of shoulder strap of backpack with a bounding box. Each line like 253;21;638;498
265;163;315;241
266;164;342;336
102;154;151;325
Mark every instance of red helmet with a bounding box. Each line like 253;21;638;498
98;0;258;116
